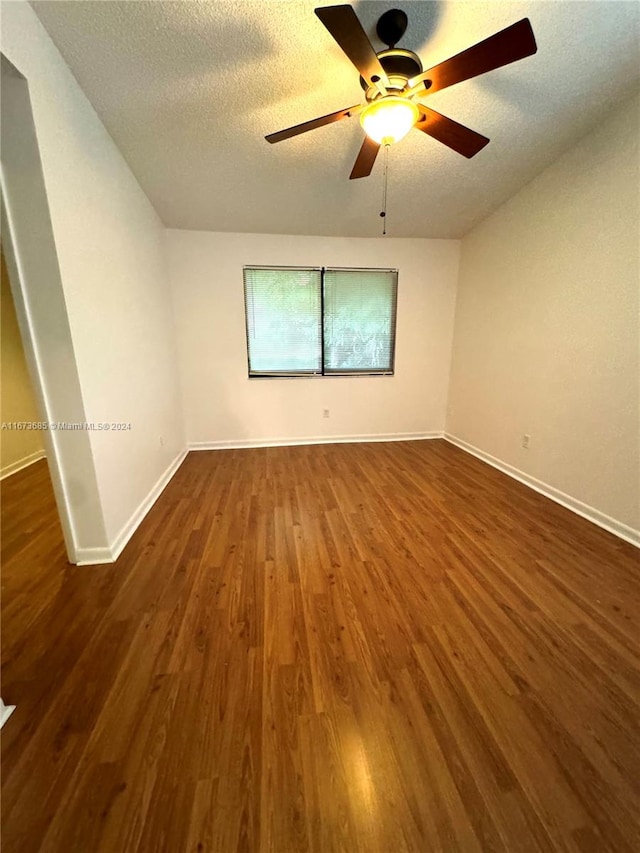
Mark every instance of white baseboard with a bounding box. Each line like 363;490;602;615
75;546;114;565
0;448;46;480
444;434;639;548
75;449;188;565
0;699;16;729
189;431;444;451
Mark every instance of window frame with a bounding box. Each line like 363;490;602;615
243;265;398;379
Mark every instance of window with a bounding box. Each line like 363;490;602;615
323;268;397;375
244;266;398;377
244;267;322;376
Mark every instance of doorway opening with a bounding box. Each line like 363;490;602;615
1;244;67;566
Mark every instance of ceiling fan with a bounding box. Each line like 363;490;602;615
266;4;537;179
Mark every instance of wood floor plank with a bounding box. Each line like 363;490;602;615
2;443;639;852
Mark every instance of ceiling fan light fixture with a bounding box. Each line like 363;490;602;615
360;96;419;145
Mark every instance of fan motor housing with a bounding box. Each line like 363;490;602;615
360;49;424;98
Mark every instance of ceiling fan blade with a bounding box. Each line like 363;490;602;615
266;104;362;144
415;107;489;158
315;5;390;94
407;18;537;96
350;135;380;179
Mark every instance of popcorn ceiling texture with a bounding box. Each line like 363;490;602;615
31;0;640;238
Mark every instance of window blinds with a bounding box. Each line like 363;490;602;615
323;268;397;374
244;267;322;376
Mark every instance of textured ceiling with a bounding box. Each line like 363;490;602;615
31;0;640;238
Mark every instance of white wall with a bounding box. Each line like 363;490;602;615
167;231;459;445
447;92;640;536
1;2;185;554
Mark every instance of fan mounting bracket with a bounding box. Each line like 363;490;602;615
376;9;408;48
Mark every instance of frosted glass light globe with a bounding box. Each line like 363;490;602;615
360;96;419;145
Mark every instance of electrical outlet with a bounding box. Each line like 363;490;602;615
323;409;330;418
522;434;530;449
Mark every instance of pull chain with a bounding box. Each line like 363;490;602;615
380;143;390;236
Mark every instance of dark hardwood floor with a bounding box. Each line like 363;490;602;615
1;441;639;852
